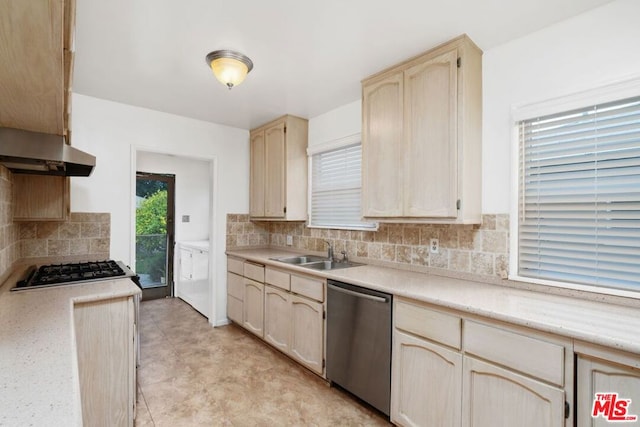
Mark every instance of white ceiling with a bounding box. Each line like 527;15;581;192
73;0;615;130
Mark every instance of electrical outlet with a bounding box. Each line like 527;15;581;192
286;235;293;246
430;238;439;254
182;215;190;223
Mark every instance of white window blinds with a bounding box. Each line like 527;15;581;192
310;143;375;230
518;96;640;291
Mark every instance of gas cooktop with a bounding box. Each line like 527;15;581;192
12;260;137;291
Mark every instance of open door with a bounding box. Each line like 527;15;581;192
135;172;175;300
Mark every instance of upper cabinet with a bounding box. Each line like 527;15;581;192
362;35;482;224
0;0;76;138
249;115;308;221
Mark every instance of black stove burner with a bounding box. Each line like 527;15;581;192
14;260;134;291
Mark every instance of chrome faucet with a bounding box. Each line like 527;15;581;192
324;240;334;261
340;250;348;263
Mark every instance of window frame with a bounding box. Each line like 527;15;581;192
307;133;377;231
510;76;640;299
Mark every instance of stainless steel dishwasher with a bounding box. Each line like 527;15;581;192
326;280;392;416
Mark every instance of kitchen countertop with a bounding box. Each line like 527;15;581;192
227;248;640;356
0;266;141;427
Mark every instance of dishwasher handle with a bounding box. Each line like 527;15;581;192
328;283;389;303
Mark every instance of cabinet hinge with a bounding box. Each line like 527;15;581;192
565;401;570;419
456;199;461;210
322;359;325;368
323;310;326;319
457;57;461;68
284;126;287;134
283;206;287;214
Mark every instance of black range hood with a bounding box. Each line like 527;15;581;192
0;127;95;177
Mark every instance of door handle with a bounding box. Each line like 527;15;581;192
328;284;388;303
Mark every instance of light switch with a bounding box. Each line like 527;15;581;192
182;215;190;223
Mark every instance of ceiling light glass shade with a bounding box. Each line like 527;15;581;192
205;50;254;89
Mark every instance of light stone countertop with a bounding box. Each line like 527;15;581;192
0;266;141;427
227;248;640;356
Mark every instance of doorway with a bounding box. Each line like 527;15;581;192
135;172;176;300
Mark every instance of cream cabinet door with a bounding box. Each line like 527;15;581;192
226;273;243;324
249;131;265;217
264;122;286;217
264;285;291;353
403;50;458;218
13;175;69;221
463;356;565;427
391;330;462;427
74;297;135;427
243;279;264;337
179;248;192;280
577;356;640;427
289;294;324;375
362;71;404;217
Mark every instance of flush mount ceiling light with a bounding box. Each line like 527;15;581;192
205;50;253;90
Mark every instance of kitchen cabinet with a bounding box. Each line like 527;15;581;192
264;285;291;353
290;294;324;375
575;344;640;426
13;175;69;221
74;295;136;427
463;356;565;427
392;299;463;426
226;257;244;324
392;330;462;427
243;278;264;337
392;296;573;427
362;34;482;223
249;115;308;221
226;259;326;376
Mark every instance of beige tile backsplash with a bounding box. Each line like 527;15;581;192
19;212;111;261
226;213;509;280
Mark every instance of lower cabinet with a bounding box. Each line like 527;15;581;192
391;330;462;427
227;258;326;377
264;285;291;353
226;272;243;324
576;352;640;426
74;296;136;427
289;294;324;375
243;278;264;337
462;356;565;427
392;296;571;427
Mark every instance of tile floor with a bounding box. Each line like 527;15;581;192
135;298;391;426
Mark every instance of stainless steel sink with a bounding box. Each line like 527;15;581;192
269;255;328;265
269;255;363;270
302;260;363;271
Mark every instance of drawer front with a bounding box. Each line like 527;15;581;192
227;296;242;323
227;257;244;275
243;261;265;282
463;320;565;386
291;274;324;302
227;272;244;300
265;267;291;291
395;298;461;349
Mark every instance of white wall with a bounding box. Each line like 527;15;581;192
483;0;640;213
308;0;640;215
70;94;249;326
308;100;361;147
136;151;210;242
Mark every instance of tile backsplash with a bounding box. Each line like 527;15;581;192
227;213;509;280
19;212;111;261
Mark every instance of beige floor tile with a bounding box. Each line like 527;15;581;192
137;298;390;426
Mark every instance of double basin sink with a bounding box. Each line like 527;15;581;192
269;255;363;271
